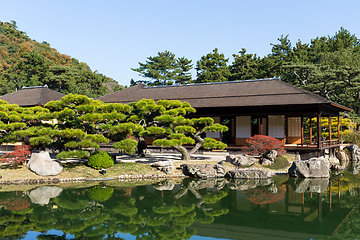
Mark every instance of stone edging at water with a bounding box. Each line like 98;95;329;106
0;173;186;185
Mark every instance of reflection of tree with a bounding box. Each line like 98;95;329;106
0;180;230;239
0;195;31;211
88;185;114;202
0;192;32;239
243;184;286;205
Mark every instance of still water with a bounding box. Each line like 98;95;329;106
0;173;359;240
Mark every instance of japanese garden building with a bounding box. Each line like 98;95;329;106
97;78;351;156
0;85;65;107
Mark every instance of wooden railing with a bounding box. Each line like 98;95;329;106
297;139;341;148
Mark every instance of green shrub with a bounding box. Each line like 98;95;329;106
265;155;290;170
342;130;360;145
87;151;114;169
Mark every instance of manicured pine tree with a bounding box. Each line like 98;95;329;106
131;99;228;160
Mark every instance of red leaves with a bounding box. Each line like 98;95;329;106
243;135;286;155
0;145;31;165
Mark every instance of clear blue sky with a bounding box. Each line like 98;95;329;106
1;0;359;87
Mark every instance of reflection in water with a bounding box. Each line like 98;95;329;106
27;186;63;205
288;178;329;193
0;174;359;240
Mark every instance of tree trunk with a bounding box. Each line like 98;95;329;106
173;145;191;161
189;134;205;156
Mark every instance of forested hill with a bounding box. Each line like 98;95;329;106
0;21;121;98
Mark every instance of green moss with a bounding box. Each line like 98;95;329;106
265;155;290;170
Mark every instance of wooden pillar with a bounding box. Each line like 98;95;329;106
338;116;341;142
317;113;322;157
260;116;263;135
285;116;288;144
328;116;332;145
301;115;304;146
309;117;312;144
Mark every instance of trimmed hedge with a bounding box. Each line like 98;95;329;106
87;151;114;169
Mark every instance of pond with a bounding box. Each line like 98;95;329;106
0;172;360;240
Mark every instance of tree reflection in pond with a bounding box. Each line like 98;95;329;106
1;174;360;239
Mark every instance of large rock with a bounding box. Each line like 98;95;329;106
181;164;225;178
151;160;174;174
27;186;63;205
346;145;360;162
288;157;330;178
264;150;277;161
226;169;272;179
27;152;63;176
288;178;329;193
335;148;350;168
225;153;258;167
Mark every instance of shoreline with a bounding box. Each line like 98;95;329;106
0;153;291;186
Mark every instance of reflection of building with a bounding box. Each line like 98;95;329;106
97;78;351;157
189;178;352;240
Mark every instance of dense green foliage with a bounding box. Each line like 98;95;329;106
0;94;223;160
0;21;121;97
195;48;230;83
131;50;193;86
132;99;228;160
87;151;114;169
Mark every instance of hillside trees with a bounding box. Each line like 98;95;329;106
131;51;193;86
0;21;120;97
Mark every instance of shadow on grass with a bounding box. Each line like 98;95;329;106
0;164;23;170
61;162;87;169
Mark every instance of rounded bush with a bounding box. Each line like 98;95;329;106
87;151;114;169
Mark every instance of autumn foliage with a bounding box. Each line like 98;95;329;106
0;145;31;165
243;135;286;155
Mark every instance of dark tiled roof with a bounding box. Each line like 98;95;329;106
97;78;350;110
0;86;65;106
